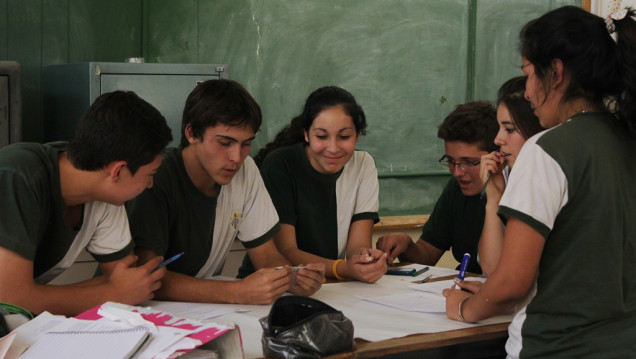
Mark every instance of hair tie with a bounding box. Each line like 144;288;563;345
606;7;629;35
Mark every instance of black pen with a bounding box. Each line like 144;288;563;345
411;274;433;284
480;153;511;199
411;266;430;277
480;171;492;199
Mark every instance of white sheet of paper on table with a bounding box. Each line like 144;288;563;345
357;291;446;313
409;278;486;295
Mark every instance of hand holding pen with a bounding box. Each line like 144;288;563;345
455;253;471;283
451;253;472;290
345;248;387;283
479;152;510;200
152;252;184;272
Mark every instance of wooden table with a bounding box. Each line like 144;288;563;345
322;273;509;359
254;271;510;359
324;322;508;358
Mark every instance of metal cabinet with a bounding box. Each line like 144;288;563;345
42;62;227;145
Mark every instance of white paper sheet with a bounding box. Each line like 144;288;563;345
358;291;446;313
410;278;486;294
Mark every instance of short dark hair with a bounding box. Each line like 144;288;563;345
437;101;498;152
180;79;262;147
497;76;543;140
67;91;172;174
253;86;366;167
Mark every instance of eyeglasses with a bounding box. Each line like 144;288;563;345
438;155;480;172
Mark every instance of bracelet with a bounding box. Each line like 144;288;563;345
332;259;346;281
458;295;472;322
0;302;34;319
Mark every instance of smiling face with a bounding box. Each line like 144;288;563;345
494;104;527;168
183;124;254;192
304;106;359;175
443;141;487;196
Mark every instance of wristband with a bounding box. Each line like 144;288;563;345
0;302;34;319
332;259;346;281
458;295;472;322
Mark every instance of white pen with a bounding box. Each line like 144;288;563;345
274;266;306;272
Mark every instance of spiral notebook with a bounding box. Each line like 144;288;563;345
18;327;151;359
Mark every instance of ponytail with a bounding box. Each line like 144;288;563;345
613;7;636;136
253;117;305;167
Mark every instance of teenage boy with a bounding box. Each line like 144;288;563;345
0;91;173;316
127;79;325;304
376;101;498;274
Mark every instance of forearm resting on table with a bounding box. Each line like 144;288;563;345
458;279;524;322
153;271;242;304
462;218;543;322
0;249;112;315
398;239;443;265
1;281;135;317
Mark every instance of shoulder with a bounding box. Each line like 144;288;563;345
341;150;378;179
152;147;183;184
0;142;61;166
261;144;299;167
260;144;305;178
350;150;376;168
0;143;63;185
228;156;261;188
241;156;259;174
159;147;181;170
85;200;123;218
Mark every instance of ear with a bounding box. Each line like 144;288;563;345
304;130;309;143
184;124;197;144
106;161;128;182
550;58;566;89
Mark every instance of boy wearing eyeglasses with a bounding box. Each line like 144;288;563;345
376;101;498;274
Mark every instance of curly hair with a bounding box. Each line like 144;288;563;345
437;101;498;152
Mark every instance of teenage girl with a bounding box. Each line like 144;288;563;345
477;76;543;276
238;86;387;282
444;6;636;358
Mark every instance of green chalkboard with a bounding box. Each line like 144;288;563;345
3;0;581;215
195;1;470;177
141;0;580;215
146;0;473;215
473;0;580;99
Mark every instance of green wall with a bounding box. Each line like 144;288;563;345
1;0;580;215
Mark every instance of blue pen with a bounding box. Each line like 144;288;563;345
455;253;471;283
154;252;184;271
